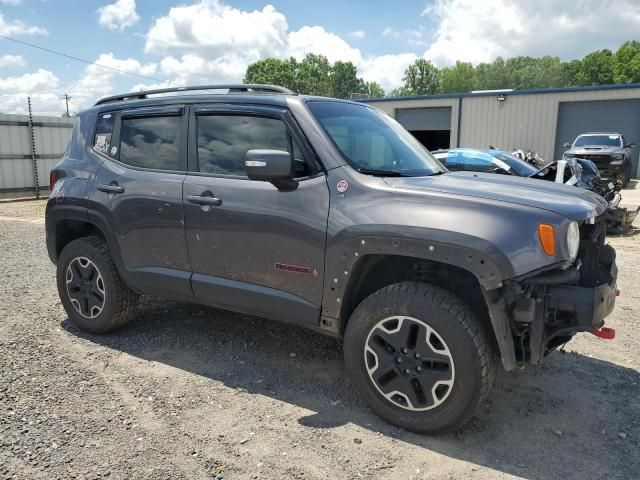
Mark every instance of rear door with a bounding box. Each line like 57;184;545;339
88;106;192;298
183;104;330;326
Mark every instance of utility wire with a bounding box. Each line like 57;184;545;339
0;34;178;86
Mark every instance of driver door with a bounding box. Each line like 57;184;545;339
182;104;330;327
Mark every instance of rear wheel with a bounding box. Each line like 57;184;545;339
57;236;138;334
344;282;494;434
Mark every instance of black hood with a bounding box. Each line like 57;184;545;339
383;171;608;220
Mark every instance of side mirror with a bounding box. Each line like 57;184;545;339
626;143;636;148
245;149;293;181
563;142;571;148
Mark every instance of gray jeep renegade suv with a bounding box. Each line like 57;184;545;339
46;84;618;434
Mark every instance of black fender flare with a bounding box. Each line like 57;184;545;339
321;228;517;370
45;204;127;280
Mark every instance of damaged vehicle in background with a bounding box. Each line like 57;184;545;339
433;148;638;234
563;132;635;187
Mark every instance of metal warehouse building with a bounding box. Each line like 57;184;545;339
364;83;640;178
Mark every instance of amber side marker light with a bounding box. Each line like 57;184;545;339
538;224;555;256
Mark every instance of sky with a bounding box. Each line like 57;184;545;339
0;0;639;116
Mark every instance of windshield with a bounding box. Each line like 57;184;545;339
307;102;447;177
493;152;539;176
573;135;621;147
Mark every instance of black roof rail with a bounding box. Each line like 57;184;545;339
94;84;296;106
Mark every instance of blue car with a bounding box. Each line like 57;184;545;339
432;148;540;177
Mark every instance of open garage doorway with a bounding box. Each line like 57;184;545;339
408;129;451;151
395;107;452;151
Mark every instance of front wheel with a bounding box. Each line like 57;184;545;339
344;282;494;434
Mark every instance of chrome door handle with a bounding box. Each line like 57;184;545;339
97;183;125;194
187;195;222;206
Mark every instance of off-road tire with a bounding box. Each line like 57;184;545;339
57;236;138;334
344;281;495;434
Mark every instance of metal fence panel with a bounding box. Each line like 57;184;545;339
0;111;73;199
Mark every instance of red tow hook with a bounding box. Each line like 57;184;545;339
592;326;616;340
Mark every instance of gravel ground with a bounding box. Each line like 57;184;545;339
1;200;639;480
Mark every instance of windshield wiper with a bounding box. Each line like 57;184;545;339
355;168;411;177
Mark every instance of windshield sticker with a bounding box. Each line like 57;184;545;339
336;180;349;194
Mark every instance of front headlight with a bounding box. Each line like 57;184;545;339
612;153;624;160
567;221;580;262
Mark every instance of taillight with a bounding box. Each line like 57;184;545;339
50;170;58;188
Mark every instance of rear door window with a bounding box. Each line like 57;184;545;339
119;116;181;170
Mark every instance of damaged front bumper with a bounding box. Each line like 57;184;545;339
506;222;617;365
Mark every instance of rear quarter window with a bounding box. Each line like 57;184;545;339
93;112;116;156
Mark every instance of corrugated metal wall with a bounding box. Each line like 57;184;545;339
459;87;640;163
370;86;640;176
554;99;640;174
0;113;73;199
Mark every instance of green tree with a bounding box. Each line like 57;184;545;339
297;54;332;96
387;87;412;97
562;59;583;87
243;57;299;91
614;40;640;83
359;81;385;98
330;61;361;99
575;49;614;85
473;57;510;90
402;59;439;95
439;61;475;93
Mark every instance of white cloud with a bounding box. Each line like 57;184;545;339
349;30;365;39
0;12;47;35
98;0;140;31
70;53;157;107
289;26;362;64
0;0;22;5
144;1;413;91
382;27;398;38
158;53;248;85
0;69;62;115
359;53;418;91
424;0;640;66
0;68;58;93
145;1;289;57
0;54;25;67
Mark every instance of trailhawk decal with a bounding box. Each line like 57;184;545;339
275;263;317;276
